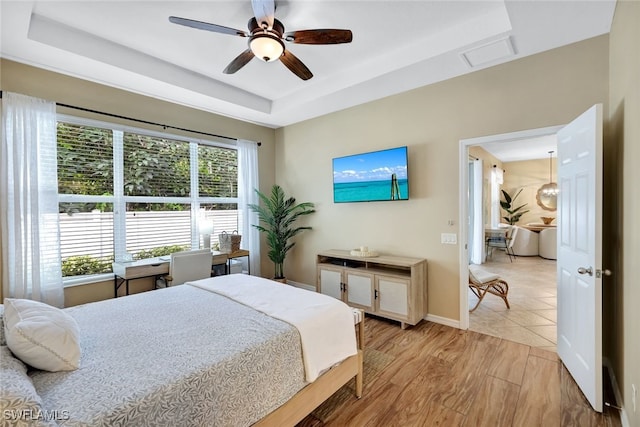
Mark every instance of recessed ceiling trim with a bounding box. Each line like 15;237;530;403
27;13;272;114
0;1;616;128
272;3;513;116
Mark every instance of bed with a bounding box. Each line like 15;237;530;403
1;274;363;426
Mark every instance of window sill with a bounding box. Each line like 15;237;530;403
63;273;115;288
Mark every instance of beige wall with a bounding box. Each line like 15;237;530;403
276;35;609;321
0;59;277;306
502;158;557;226
608;0;639;424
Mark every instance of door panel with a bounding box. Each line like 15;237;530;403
319;267;342;300
346;272;374;310
376;276;409;318
575;172;590;252
556;104;603;412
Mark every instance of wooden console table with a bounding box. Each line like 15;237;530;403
316;250;428;329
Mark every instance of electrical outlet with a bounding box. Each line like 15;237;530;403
633;383;637;413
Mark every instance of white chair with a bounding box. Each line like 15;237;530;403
539;227;557;260
166;249;212;286
511;226;540;256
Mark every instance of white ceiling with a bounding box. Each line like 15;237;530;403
479;134;558;162
1;1;616;129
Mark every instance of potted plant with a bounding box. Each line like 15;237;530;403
249;185;316;282
500;188;529;225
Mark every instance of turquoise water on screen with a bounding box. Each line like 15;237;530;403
334;179;408;203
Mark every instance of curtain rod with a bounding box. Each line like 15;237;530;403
0;90;261;146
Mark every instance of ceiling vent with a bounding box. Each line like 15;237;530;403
461;37;516;68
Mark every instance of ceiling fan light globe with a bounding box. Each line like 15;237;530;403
249;34;284;62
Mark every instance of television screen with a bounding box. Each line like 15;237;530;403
333;146;409;203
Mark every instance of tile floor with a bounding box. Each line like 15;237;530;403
469;249;557;352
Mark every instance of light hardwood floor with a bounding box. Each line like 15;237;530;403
470;251;557;352
300;316;621;427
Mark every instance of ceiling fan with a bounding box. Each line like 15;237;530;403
169;0;353;81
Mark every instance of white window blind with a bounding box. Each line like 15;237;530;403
198;144;238;198
123;133;190;197
57;122;113;196
56;117;239;279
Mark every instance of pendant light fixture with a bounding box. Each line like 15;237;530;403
542;151;559;196
536;150;559;211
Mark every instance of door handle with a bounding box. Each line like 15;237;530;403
577;266;593;276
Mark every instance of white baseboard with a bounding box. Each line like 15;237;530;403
604;357;630;427
287;280;315;292
425;314;461;329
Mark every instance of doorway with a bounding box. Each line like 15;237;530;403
458;125;563;350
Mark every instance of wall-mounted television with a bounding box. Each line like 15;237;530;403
333;146;409;203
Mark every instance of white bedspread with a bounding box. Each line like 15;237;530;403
188;274;358;382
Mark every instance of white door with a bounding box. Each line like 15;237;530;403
556;104;603;412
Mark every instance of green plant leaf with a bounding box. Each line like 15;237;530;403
501;189;512;204
500;188;528;225
249;185;315;279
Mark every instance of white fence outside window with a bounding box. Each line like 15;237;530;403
60;210;239;262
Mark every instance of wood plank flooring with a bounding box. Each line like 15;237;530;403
299;316;621;427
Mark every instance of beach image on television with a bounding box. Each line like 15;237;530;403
333;146;409;203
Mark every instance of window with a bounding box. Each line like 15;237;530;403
57;116;238;279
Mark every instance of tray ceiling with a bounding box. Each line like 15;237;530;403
0;1;616;128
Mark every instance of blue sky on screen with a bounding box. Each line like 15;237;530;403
333;147;407;183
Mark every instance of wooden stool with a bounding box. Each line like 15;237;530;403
468;265;510;312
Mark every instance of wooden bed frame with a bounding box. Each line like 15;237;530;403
255;311;365;426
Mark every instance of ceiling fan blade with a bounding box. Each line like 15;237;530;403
284;29;353;45
223;49;255;74
280;49;313;81
251;0;275;29
169;16;248;37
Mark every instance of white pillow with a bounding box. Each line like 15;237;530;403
3;298;81;372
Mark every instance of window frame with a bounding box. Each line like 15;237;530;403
57;114;239;284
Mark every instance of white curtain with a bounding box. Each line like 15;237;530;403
237;139;261;276
1;92;64;307
470;159;484;264
490;165;503;228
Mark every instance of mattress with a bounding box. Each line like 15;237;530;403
29;284;306;427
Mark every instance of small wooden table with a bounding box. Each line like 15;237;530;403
226;249;251;275
112;251;228;297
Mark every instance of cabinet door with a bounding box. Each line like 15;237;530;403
317;266;343;301
345;270;374;311
376;275;409;320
